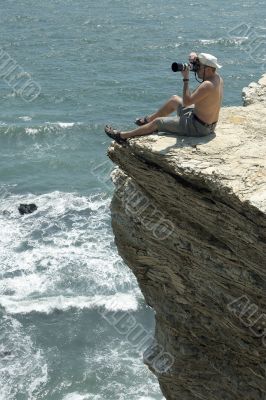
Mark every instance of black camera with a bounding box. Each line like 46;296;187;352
171;58;200;73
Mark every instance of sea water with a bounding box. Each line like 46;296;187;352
0;1;265;399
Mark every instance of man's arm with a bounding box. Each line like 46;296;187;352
182;80;213;107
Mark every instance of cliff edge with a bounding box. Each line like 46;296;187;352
107;74;266;400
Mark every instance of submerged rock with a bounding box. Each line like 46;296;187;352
18;203;37;215
0;351;12;358
107;74;266;399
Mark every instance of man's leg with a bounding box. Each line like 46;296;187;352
141;95;182;123
121;119;159;139
106;95;183;141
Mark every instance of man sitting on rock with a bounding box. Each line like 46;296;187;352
105;53;223;144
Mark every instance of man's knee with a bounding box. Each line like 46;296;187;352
170;95;182;108
153;118;161;130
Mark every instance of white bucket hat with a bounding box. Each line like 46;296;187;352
198;53;222;69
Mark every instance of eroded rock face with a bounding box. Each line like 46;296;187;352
242;74;266;106
107;74;266;400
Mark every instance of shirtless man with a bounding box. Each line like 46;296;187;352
105;52;223;144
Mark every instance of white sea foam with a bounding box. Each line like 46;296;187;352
62;394;164;400
55;122;76;128
62;393;100;400
21;121;83;137
0;293;138;315
25;127;39;135
199;39;220;44
0;191;140;315
46;121;82;129
82;340;165;400
138;398;165;400
0;315;48;400
18;116;32;121
199;37;248;45
0;190;147;399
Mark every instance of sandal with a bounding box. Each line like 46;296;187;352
135;115;150;126
104;125;127;145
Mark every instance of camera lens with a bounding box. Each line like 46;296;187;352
171;62;188;72
171;62;179;72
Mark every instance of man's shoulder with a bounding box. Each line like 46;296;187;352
200;80;215;90
207;75;223;88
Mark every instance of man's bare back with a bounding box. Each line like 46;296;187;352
194;74;224;124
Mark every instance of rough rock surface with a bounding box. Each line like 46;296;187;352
242;74;266;106
107;74;266;400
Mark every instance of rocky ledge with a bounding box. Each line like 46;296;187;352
107;74;266;400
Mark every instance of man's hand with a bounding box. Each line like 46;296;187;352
180;51;198;81
181;68;190;80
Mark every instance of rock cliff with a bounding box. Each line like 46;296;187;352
107;74;266;400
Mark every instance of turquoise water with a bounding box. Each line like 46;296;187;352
0;1;265;399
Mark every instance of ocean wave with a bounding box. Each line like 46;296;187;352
144;43;181;50
198;37;248;46
0;293;138;315
0;315;48;400
54;122;76;128
18;116;32;122
61;393;164;400
25;127;39;135
62;394;98;400
0;191;140;315
82;339;165;400
0;121;84;137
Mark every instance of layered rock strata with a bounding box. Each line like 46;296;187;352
107;74;266;400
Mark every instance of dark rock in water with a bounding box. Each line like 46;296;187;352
0;351;12;357
18;203;37;215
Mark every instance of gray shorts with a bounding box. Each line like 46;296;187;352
156;105;216;137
